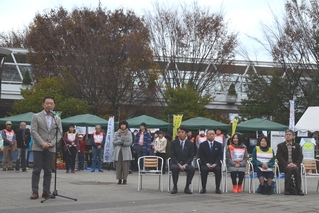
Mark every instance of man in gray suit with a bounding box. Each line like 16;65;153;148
30;96;62;199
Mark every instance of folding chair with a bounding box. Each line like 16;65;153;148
167;158;194;192
275;161;303;194
301;159;319;194
137;156;163;191
249;161;280;194
197;158;225;193
224;160;254;193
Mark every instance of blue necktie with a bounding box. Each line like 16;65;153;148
210;142;213;152
181;141;184;152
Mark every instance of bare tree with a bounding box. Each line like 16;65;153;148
239;0;319;123
25;6;155;119
0;28;29;48
144;1;238;102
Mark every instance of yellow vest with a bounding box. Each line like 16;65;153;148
256;146;273;164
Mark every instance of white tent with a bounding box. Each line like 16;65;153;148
295;106;319;132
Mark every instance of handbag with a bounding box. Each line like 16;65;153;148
289;178;298;195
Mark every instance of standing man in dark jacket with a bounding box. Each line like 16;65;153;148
199;129;223;194
15;122;31;172
276;129;304;196
133;122;152;160
170;126;195;194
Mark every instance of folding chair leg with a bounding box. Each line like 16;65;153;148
138;174;140;191
168;174;171;192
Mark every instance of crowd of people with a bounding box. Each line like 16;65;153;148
0;97;306;199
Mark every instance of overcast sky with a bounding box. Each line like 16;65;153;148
0;0;286;61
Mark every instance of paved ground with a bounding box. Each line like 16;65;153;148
0;168;318;213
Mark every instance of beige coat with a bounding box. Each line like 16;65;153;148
154;137;167;154
113;130;132;161
31;110;62;153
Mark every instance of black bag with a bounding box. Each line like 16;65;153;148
289;178;298;195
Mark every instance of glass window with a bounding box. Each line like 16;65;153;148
4;54;14;63
18;65;33;80
14;53;28;63
2;64;22;82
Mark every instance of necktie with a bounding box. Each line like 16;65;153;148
181;141;184;152
210;142;213;152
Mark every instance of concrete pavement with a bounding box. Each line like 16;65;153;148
0;168;318;213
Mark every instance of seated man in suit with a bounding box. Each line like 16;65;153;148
199;129;223;194
170;126;195;194
276;129;304;196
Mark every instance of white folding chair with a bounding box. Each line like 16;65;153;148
167;158;194;192
301;159;319;194
274;161;302;194
137;156;163;192
224;160;254;193
197;158;225;193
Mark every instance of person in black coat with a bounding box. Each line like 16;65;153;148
199;129;223;194
276;129;304;196
170;126;195;194
15;122;31;172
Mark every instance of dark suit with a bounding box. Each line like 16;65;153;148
170;138;195;189
276;141;303;191
199;140;222;190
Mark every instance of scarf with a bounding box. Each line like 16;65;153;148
117;128;129;136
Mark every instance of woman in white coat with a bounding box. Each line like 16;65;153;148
154;131;167;174
113;120;132;184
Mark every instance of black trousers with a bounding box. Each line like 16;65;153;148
155;153;166;173
170;164;195;188
200;165;221;189
65;147;77;171
230;171;245;185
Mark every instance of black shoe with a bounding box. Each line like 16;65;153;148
117;179;122;184
171;188;177;194
91;170;95;172
298;190;304;196
98;170;103;172
266;185;272;195
184;187;192;194
215;189;222;194
200;188;206;194
284;190;290;195
123;180;127;184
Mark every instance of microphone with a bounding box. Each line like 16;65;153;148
49;109;56;115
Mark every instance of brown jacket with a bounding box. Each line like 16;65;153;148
276;141;303;171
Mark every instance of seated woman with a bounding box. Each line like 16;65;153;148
226;133;248;193
252;136;275;195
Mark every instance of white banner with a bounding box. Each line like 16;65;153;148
271;131;285;155
76;126;86;135
289;100;295;131
300;138;316;159
103;116;114;162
